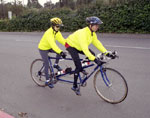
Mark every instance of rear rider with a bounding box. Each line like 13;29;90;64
38;17;66;88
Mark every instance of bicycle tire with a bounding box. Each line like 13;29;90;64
30;59;52;87
93;68;128;104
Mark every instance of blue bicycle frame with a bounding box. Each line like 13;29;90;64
47;56;110;87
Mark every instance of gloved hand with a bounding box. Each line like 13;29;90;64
94;58;102;66
60;51;67;58
106;51;116;59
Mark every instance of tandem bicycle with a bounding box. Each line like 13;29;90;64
30;51;128;104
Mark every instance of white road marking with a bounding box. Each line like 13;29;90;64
16;39;150;50
16;39;38;43
105;45;150;50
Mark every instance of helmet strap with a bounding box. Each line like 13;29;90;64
88;25;94;36
89;25;94;32
52;26;58;32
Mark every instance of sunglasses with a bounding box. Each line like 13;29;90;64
55;25;60;28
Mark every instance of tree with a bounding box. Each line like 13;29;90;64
0;0;5;19
59;0;63;7
0;1;26;19
27;0;42;8
77;0;93;5
57;0;95;9
44;0;54;9
59;0;75;9
10;1;25;17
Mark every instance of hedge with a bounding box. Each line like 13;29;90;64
0;0;149;33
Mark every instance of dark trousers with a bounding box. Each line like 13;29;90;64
66;47;95;88
39;49;61;80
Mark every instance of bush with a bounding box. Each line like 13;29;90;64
0;20;8;31
0;0;149;33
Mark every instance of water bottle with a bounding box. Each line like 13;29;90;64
56;70;65;75
82;61;90;67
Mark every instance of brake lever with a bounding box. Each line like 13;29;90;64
112;50;119;59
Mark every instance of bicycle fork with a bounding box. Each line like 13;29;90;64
100;67;112;87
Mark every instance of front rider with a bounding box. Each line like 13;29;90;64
65;16;114;95
38;17;66;88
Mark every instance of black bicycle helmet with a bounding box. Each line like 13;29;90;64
86;16;103;25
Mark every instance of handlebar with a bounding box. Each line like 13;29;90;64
97;51;119;63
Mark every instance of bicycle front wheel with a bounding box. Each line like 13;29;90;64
93;68;128;104
30;59;51;87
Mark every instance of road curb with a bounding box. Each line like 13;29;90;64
0;110;15;118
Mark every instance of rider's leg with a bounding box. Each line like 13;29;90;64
39;50;49;81
78;48;95;60
39;50;54;88
66;47;82;95
55;54;61;64
53;54;62;71
73;57;82;88
49;49;62;71
76;49;94;75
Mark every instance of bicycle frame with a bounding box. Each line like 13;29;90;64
47;56;110;87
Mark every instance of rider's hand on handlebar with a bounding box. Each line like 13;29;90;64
94;58;102;66
60;51;67;58
105;51;116;59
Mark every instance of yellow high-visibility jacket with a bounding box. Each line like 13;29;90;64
66;27;107;61
38;27;66;54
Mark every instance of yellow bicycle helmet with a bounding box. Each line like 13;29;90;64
50;17;64;26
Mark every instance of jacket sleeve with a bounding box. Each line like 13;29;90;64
56;32;66;46
92;33;107;53
79;34;96;61
47;33;62;54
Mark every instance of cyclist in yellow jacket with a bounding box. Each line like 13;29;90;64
38;17;66;88
65;16;114;95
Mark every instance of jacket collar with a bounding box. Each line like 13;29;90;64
50;27;58;35
86;26;94;36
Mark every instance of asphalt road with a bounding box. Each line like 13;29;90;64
0;32;150;118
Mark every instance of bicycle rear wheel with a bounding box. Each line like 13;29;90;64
93;68;128;104
30;59;52;87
